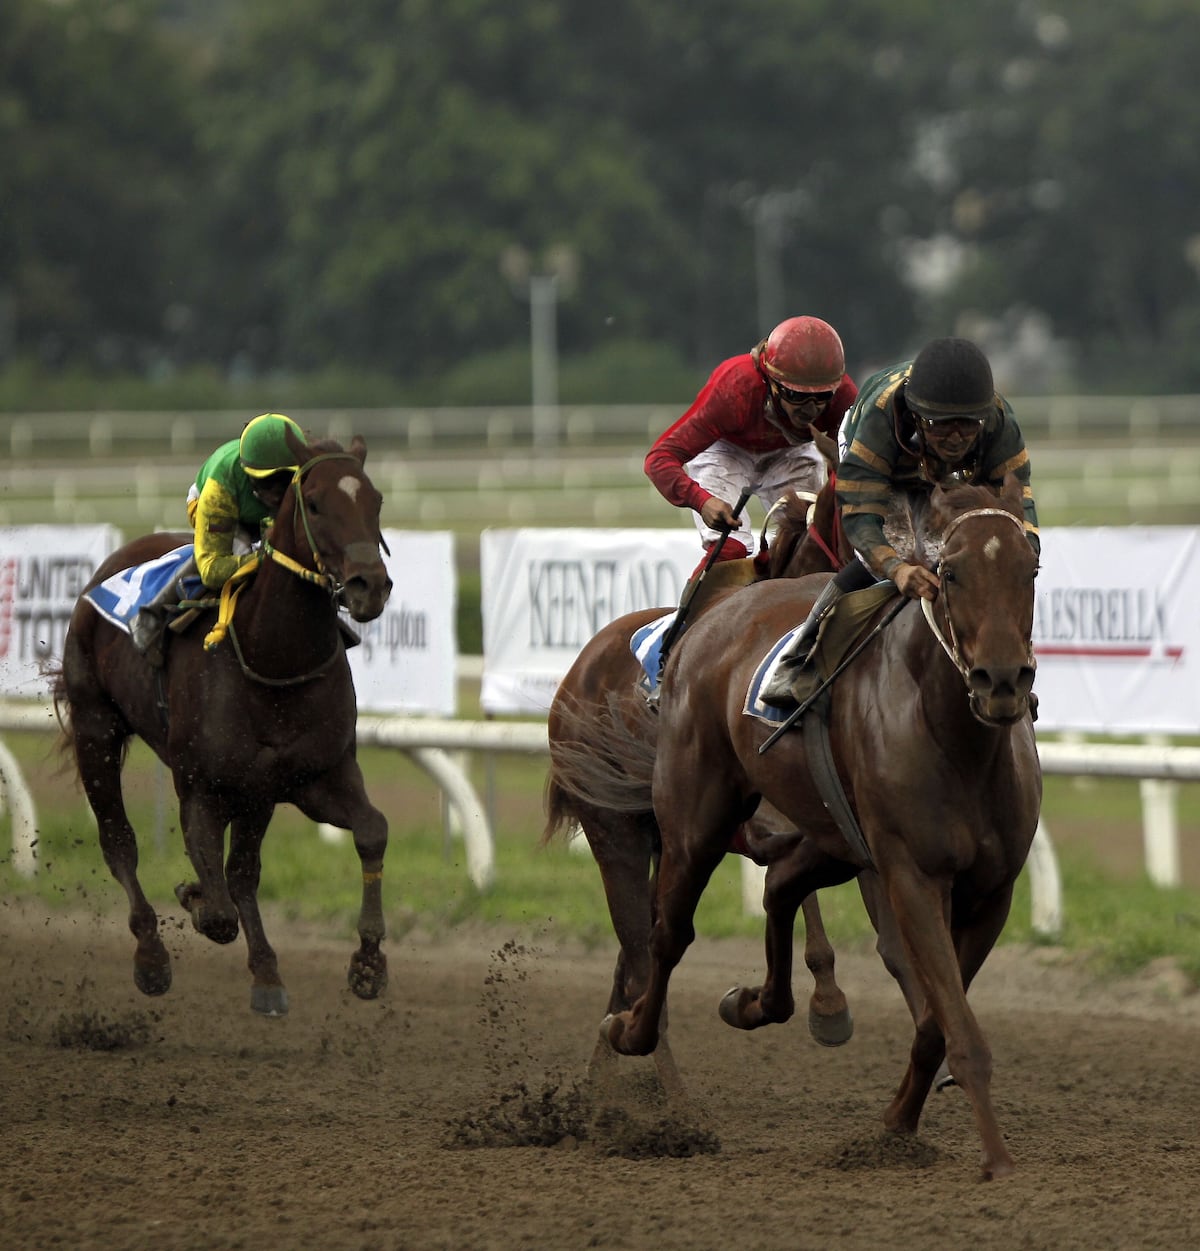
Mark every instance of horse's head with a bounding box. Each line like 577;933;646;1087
925;473;1037;726
764;431;847;580
279;429;393;622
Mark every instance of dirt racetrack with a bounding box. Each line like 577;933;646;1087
2;899;1197;1251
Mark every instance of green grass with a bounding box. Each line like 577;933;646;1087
3;728;1199;985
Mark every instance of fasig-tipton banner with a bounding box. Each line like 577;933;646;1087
0;525;123;697
347;529;457;716
480;527;701;714
1032;526;1200;734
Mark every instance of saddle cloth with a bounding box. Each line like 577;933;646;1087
629;611;677;695
630;608;797;723
84;545;206;633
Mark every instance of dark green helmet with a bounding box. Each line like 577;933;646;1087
905;338;995;421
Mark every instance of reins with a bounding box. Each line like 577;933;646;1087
760;503;1033;754
203;451;367;684
922;506;1036;684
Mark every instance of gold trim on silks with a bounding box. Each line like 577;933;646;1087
873;370;909;414
361;869;384;884
203;558;262;651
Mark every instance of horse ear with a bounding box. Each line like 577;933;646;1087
284;422;312;464
1002;472;1023;510
350;434;367;465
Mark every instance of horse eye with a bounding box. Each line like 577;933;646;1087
941;566;957;584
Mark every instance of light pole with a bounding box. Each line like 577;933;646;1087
501;244;578;448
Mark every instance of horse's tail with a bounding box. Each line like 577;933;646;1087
47;663;81;781
541;691;657;844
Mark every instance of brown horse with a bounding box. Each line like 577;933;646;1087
545;452;853;1090
567;475;1040;1178
53;431;393;1016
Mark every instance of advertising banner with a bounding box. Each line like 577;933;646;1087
480;527;700;714
0;526;457;715
1032;526;1199;734
348;529;457;716
0;526;122;697
480;525;1200;733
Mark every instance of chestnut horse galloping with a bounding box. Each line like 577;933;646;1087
575;476;1040;1178
53;431;393;1016
545;448;854;1091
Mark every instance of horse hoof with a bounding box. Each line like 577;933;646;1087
934;1061;957;1091
808;1004;854;1047
250;985;289;1016
718;986;753;1029
134;960;172;997
348;951;388;1000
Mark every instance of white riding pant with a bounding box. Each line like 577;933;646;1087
684;439;827;553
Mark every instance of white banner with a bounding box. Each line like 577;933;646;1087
480;528;700;714
480;525;1200;733
1033;526;1200;734
347;530;457;716
0;525;123;697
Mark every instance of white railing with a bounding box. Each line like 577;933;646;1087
3;698;1197;938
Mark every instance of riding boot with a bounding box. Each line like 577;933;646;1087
758;579;846;707
759;560;878;707
130;556;196;667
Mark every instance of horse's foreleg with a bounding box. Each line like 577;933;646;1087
345;800;389;999
74;721;171;996
800;894;854;1046
719;858;802;1031
586;810;658;1016
603;827;726;1058
882;863;1015;1181
297;763;389;1000
226;810;287;1016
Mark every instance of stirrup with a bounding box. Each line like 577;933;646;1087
759;648;812;707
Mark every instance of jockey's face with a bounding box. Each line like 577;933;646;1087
250;471;291;514
773;383;834;434
918;415;984;465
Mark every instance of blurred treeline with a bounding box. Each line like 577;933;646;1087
4;0;1200;408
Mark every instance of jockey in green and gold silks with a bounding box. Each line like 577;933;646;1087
836;344;1040;585
187;413;303;589
760;337;1041;707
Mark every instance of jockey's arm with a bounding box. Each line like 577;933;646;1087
190;478;257;589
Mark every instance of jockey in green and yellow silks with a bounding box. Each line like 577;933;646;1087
186;413;303;589
129;413;303;664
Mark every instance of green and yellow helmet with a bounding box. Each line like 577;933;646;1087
239;413;303;478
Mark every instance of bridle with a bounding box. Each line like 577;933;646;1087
205;452;384;685
920;506;1036;688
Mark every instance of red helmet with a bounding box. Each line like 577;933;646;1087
757;316;845;392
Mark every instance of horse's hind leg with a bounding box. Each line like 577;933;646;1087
720;842;856;1042
72;712;171;996
175;793;240;945
226;808;287;1016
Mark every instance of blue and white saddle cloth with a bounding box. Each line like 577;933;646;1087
630;610;802;725
84;544;205;634
630;611;677;695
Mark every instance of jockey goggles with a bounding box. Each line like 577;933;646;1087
775;384;835;407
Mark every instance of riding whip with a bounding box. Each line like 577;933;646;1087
657;488;752;677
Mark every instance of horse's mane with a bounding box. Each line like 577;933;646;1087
304;436;348;458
